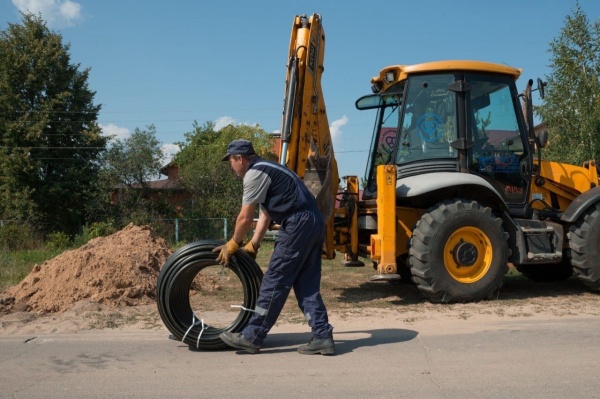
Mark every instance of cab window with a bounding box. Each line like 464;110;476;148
397;73;457;163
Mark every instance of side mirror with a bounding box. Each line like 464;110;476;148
537;78;547;100
355;94;382;110
537;130;548;148
355;93;401;110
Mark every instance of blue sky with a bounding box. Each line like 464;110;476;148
1;0;599;180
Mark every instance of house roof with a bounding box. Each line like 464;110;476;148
114;178;185;190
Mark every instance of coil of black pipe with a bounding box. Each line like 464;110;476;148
156;240;263;350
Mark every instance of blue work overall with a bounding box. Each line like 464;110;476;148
240;159;333;346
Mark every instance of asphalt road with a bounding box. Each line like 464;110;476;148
2;316;600;398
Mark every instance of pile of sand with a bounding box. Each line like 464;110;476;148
0;224;173;314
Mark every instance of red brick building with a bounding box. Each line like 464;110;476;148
110;163;191;213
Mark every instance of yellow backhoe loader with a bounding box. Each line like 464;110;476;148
282;14;600;303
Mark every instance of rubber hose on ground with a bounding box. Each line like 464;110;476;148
156;240;263;350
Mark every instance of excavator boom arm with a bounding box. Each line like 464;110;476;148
280;14;339;258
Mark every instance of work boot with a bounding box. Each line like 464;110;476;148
219;331;260;354
297;336;335;355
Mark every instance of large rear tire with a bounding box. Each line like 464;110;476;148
568;202;600;290
409;199;509;303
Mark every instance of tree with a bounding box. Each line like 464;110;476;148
103;125;165;190
98;124;173;227
174;122;276;230
0;13;107;234
537;3;600;165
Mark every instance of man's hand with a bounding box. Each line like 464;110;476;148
242;241;260;259
212;239;240;266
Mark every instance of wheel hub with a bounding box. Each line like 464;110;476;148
444;226;494;283
453;241;478;267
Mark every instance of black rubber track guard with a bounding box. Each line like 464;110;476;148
156;240;263;350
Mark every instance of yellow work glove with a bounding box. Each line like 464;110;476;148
212;239;239;266
242;241;260;259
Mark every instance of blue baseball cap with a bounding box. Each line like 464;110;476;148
221;139;256;161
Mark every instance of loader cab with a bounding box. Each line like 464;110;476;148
357;62;532;211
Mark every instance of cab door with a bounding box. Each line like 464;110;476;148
466;73;531;209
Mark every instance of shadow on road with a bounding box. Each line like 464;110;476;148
335;275;594;306
332;328;418;355
215;328;418;356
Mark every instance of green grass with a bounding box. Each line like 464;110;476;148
0;248;62;290
253;242;427;313
3;238;595;319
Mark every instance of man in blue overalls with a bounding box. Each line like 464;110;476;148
215;139;335;355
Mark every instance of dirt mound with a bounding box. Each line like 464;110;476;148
1;224;173;313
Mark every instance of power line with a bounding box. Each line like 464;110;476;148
0;146;105;149
12;110;99;114
23;149;370;159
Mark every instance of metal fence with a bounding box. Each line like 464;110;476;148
150;218;228;244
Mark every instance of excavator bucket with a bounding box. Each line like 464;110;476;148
305;153;336;221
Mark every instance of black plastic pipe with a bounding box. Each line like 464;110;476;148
156;240;263;350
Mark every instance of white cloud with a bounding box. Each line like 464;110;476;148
100;123;130;141
330;115;348;147
58;0;80;20
12;0;83;27
161;143;180;165
214;116;237;131
213;116;262;132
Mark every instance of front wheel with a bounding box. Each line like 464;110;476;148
409;199;509;303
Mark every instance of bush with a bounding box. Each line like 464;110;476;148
45;231;71;251
72;221;118;247
0;224;39;251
